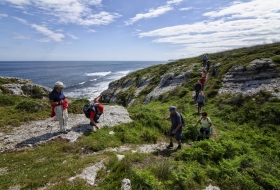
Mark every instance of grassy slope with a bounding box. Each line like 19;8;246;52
0;43;280;189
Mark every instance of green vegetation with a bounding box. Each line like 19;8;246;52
0;43;280;189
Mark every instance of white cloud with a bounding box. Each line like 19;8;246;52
4;0;30;5
0;14;8;19
125;0;183;25
67;33;79;40
31;24;64;42
36;38;51;43
179;7;194;11
5;0;120;26
12;16;28;24
167;0;183;5
13;32;30;39
139;0;280;58
87;29;96;33
125;6;173;25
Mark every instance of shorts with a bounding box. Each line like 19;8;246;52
169;126;182;140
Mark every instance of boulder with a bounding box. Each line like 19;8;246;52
205;184;220;190
214;63;221;68
121;178;131;190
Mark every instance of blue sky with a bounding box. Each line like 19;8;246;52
0;0;280;61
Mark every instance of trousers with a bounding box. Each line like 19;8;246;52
54;105;68;132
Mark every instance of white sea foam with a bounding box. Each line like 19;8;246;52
116;70;130;76
85;71;111;77
79;81;86;85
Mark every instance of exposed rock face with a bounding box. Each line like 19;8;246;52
102;78;136;104
219;59;280;97
0;76;51;98
102;77;152;105
144;71;191;104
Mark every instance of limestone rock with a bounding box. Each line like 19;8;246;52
214;63;221;68
69;161;105;186
121;178;131;190
144;71;190;104
219;58;280;98
1;76;51;98
205;184;220;190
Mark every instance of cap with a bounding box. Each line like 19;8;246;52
98;104;104;113
54;81;66;88
168;106;176;111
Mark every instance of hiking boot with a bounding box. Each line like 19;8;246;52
177;145;182;150
166;143;173;149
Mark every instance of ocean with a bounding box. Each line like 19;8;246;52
0;61;166;100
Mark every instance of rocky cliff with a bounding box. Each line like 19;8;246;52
101;45;280;106
0;76;51;98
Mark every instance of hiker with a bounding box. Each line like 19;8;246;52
194;112;212;141
164;106;183;150
206;61;211;73
196;91;205;114
202;54;208;67
49;81;69;134
194;81;202;100
199;77;206;91
89;94;104;129
202;70;207;78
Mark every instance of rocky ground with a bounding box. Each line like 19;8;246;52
0;105;132;152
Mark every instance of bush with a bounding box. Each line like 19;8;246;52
0;94;24;106
0;85;10;94
15;100;48;113
271;55;280;63
68;98;90;114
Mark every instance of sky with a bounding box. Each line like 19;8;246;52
0;0;280;61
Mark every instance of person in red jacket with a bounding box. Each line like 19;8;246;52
89;94;104;130
199;77;206;91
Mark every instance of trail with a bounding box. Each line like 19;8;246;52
0;105;132;152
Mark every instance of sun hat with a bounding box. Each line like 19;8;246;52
54;81;66;88
168;106;176;111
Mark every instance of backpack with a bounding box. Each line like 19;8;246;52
82;103;100;119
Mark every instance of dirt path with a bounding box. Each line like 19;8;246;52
0;105;133;152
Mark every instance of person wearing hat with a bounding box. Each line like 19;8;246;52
164;106;184;150
49;81;69;134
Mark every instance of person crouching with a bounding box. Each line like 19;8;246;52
89;94;104;129
49;81;69;134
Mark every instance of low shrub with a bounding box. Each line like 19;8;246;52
15;100;48;113
68;98;90;114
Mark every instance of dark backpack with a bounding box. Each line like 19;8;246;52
82;103;100;119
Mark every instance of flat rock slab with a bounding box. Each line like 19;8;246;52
69;161;105;186
0;106;133;152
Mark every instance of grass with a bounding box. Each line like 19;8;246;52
0;43;280;189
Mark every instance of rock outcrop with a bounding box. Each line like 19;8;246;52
219;59;280;97
0;76;51;98
144;71;191;104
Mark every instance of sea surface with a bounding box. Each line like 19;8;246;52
0;61;166;100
